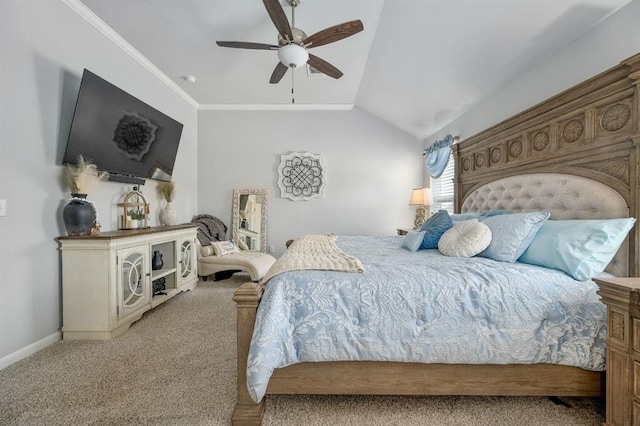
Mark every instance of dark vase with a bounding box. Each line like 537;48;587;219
63;193;95;236
152;250;164;270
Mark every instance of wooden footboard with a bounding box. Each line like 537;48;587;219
267;362;603;397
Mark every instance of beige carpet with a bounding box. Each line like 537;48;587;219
0;274;605;425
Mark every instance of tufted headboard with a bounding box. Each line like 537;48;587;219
461;173;630;276
452;52;640;277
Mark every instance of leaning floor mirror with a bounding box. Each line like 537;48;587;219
232;189;267;253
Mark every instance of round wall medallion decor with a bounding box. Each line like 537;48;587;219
561;119;584;143
532;131;549;151
509;140;522;158
600;104;631;132
490;147;502;164
475;153;485;168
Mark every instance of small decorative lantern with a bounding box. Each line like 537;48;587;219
118;186;150;229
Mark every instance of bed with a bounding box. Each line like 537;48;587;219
231;52;640;425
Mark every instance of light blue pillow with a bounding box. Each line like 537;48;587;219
450;212;482;221
401;230;426;252
451;210;510;221
419;210;453;249
479;211;550;262
519;218;636;281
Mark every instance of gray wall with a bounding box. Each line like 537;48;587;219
427;0;640;149
0;1;198;364
197;109;423;258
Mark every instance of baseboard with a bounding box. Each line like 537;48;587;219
0;331;61;371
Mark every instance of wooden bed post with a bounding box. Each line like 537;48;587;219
232;282;265;426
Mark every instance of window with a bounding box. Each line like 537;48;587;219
430;152;454;213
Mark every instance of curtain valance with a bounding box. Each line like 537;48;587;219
424;134;456;178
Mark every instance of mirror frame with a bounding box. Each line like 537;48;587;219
232;188;268;253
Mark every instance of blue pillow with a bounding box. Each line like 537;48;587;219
478;211;550;262
519;218;636;281
401;230;426;252
419;210;453;249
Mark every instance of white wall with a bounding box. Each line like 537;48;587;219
197;109;423;257
0;1;198;365
426;0;640;148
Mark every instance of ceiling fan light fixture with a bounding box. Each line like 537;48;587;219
278;44;309;68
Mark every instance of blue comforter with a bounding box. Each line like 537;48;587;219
246;236;606;402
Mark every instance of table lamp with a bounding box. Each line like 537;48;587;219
409;187;433;229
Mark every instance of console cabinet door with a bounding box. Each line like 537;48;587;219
179;237;196;286
118;246;150;318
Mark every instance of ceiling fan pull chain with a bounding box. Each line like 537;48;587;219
291;69;295;104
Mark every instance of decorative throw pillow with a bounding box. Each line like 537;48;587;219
401;230;426;252
211;240;239;256
519;218;636;281
201;245;216;257
478;211;550;262
438;220;492;258
419;210;453;249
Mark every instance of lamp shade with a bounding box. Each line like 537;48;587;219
278;44;309;68
409;188;433;206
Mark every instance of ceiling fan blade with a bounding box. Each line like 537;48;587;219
307;54;343;80
303;20;364;49
216;41;278;50
262;0;293;41
270;62;289;84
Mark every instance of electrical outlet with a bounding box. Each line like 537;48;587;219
0;199;6;217
269;245;275;253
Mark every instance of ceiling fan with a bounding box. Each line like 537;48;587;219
216;0;363;85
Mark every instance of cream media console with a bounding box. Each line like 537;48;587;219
58;225;198;340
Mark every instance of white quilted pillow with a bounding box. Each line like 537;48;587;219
438;219;492;258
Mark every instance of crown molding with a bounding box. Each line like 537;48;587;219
62;0;199;109
198;104;354;111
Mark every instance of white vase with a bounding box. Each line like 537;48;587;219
129;219;139;229
160;201;178;226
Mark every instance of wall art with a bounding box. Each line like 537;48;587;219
277;152;325;201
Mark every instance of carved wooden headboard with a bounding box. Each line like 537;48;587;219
453;53;640;276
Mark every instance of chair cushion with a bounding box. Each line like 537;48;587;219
198;249;276;281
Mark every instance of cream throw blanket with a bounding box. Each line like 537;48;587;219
260;234;365;284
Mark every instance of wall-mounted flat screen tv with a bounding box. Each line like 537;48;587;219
63;69;183;183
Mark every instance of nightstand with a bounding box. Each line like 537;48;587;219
595;277;640;426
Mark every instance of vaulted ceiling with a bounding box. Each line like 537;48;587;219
78;0;632;138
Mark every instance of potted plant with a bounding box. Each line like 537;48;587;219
62;155;108;236
127;209;146;229
157;181;177;226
